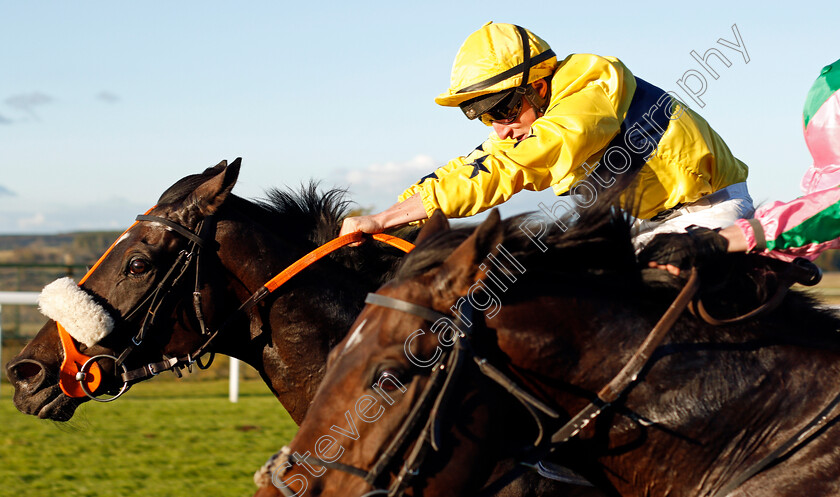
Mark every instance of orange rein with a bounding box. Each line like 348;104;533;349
264;232;415;292
58;221;414;397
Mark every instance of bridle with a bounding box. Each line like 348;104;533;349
65;211;414;402
74;213;222;401
273;271;704;497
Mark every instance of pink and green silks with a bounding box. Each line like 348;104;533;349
735;187;840;261
736;58;840;261
801;58;840;194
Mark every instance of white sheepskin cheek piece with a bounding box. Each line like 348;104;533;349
37;277;115;347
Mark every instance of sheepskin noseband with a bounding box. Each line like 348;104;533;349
38;277;114;347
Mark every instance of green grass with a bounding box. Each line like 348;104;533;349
0;379;298;497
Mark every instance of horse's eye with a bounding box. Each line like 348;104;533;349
375;368;407;393
128;258;150;275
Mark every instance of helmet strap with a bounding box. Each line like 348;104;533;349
524;82;550;115
514;26;549;115
515;25;531;91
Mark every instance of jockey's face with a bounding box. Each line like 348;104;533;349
490;79;548;142
491;98;538;141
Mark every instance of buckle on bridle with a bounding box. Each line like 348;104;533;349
148;356;180;377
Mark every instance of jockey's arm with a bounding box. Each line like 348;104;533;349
720;224;748;252
339;194;427;237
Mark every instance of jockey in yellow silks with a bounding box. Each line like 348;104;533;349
340;22;753;247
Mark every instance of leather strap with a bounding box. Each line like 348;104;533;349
365;293;450;324
747;218;766;252
136;214;209;248
711;387;840;497
122;356;179;382
551;268;700;444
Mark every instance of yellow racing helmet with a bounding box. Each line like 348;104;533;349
436;22;557;119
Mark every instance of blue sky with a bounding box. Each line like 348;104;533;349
1;1;837;233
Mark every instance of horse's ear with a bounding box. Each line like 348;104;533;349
183;158;241;219
432;209;504;301
414;210;450;246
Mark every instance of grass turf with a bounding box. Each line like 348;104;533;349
0;379;298;497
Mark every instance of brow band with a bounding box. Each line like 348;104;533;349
136;215;206;247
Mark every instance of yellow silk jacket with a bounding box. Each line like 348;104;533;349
400;54;748;220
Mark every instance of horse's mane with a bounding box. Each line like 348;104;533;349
252;184;352;246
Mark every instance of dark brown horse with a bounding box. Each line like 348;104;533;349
265;195;840;497
6;158;411;424
6;159;602;497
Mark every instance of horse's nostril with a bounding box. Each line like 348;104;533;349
8;359;44;384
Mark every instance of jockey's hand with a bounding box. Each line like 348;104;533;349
339;215;385;245
639;227;730;276
338;195;428;246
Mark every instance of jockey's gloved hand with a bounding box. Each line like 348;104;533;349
639;226;730;273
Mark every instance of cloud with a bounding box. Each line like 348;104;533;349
334;155;438;208
0;113;12;125
5;91;55;120
0;185;16;197
96;91;120;104
18;212;46;230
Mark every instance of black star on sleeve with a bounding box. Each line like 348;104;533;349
466;155;490;178
417;172;438;185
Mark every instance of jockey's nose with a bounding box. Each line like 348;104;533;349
492;122;516;140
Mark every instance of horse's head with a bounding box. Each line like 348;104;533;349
6;159;243;420
257;211;546;497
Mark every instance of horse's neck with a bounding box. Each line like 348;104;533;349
216;216;396;423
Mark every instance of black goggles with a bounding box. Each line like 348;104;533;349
478;89;524;126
